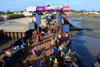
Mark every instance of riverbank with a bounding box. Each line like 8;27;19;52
0;16;46;32
65;15;100;38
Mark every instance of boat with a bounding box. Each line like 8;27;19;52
0;33;31;67
55;22;82;67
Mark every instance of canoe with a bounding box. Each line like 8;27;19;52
0;34;31;67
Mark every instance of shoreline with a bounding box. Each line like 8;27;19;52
66;15;100;38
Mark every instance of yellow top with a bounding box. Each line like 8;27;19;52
51;39;55;45
54;58;58;66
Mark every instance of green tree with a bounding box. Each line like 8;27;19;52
6;10;13;14
38;12;43;15
92;10;95;12
20;11;24;15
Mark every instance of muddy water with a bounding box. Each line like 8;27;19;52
69;17;100;67
0;39;18;50
0;22;19;26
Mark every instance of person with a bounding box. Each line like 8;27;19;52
61;42;65;50
39;60;45;67
53;58;58;67
42;51;47;63
55;36;57;45
51;38;55;48
72;61;78;67
49;54;54;66
27;60;30;67
32;46;37;56
52;28;54;33
53;45;57;56
19;61;24;67
40;34;44;45
41;31;45;36
58;34;61;44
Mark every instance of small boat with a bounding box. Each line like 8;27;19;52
0;34;31;67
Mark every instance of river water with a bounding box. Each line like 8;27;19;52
69;17;100;67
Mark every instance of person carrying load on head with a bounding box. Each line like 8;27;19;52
49;54;54;66
42;51;47;63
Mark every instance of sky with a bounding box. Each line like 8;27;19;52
0;0;100;12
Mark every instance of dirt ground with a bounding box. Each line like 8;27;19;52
10;16;59;67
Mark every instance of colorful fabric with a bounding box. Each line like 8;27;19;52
49;55;54;65
58;35;61;39
54;58;58;67
40;36;44;40
53;45;57;55
32;46;37;55
39;60;45;67
61;44;65;50
51;39;55;45
43;54;47;62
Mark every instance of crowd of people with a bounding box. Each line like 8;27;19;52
18;21;83;67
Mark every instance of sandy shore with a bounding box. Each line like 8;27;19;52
0;16;46;32
66;15;100;38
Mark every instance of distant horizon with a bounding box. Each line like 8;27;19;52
0;0;100;12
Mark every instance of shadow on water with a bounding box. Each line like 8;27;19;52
0;32;18;50
72;32;95;67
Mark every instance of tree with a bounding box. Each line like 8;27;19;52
20;11;24;15
92;10;95;12
6;10;13;14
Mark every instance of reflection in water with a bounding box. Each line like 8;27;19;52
71;17;83;20
0;22;19;26
68;18;82;28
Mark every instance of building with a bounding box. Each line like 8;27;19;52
23;6;36;16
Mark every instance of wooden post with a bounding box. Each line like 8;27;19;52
17;32;19;39
13;32;15;39
21;32;23;38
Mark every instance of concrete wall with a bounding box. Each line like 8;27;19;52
0;17;4;21
0;15;24;22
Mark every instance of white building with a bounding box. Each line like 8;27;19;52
23;6;36;16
